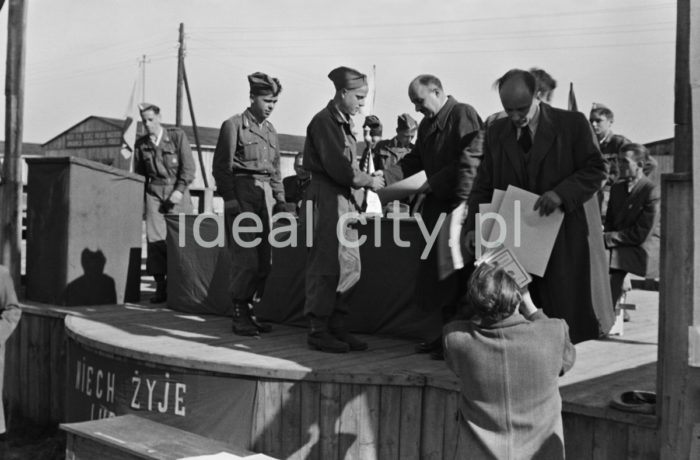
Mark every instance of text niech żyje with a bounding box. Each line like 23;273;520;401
74;354;186;421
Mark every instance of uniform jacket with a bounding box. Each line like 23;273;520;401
444;310;575;460
0;265;21;434
212;109;284;203
134;127;196;195
604;176;660;278
466;103;612;343
383;97;482;311
303;101;373;278
373;137;413;171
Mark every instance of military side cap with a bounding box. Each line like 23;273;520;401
363;115;382;136
138;102;160;113
397;113;418;132
328;66;367;90
248;72;282;96
590;102;610;112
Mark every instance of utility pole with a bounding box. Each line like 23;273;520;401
139;54;150;102
176;23;185;127
2;0;27;289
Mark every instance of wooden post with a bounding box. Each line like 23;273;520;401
175;23;185;127
658;1;700;458
182;63;210;192
2;0;27;288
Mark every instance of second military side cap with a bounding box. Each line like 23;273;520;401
363;115;382;136
397;113;418;132
138;102;160;113
248;72;282;96
328;66;367;90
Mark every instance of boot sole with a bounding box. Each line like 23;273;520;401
307;341;349;353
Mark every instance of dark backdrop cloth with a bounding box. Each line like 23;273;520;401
166;215;442;340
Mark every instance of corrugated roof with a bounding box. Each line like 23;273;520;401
43;115;305;153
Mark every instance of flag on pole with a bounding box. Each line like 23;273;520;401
568;82;578;112
120;74;143;162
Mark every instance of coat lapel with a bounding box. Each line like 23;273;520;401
526;104;557;185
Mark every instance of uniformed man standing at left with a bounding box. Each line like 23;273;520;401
213;72;285;336
134;103;196;303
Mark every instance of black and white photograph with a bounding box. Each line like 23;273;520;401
0;0;694;458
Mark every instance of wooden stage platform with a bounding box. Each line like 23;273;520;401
4;288;660;460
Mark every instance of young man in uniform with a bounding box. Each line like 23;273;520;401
134;103;195;303
373;113;418;171
213;72;285;336
302;66;384;353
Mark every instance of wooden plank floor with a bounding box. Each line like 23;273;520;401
59;286;659;423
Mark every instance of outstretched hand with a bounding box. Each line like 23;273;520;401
370;174;385;191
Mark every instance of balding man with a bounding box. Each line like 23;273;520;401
302;66;384;353
383;74;483;359
213;72;285;336
465;69;612;343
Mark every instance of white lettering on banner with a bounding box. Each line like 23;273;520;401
130;370;187;417
175;383;186;416
131;371;142;409
74;356;116;403
90;403;116;420
157;373;171;413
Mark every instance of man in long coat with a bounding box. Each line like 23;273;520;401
303;66;384;353
383;74;483;358
465;69;613;343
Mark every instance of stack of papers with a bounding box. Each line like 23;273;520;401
475;185;563;277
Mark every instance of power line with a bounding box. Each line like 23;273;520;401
189;2;674;33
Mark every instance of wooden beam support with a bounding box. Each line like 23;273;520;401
2;0;27;288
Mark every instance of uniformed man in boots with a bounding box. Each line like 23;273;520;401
213;72;286;336
302;66;385;353
134;103;196;303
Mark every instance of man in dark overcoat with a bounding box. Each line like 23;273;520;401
383;74;483;358
465;69;613;343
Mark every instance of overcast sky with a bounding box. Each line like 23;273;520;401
0;0;676;145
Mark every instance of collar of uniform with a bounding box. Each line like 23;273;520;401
599;130;614;146
243;108;269;133
326;100;352;127
158;127;168;146
433;95;458;131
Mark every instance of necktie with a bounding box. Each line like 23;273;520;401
518;126;532;153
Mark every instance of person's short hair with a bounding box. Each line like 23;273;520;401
529;68;557;95
619;142;650;163
467;262;522;322
590;104;614;121
494;69;536;95
414;74;443;91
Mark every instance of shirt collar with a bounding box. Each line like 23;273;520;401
150;126;164;146
327;100;353;128
433;95;457;130
243;108;269;131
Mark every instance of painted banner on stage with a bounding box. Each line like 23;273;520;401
65;338;256;448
